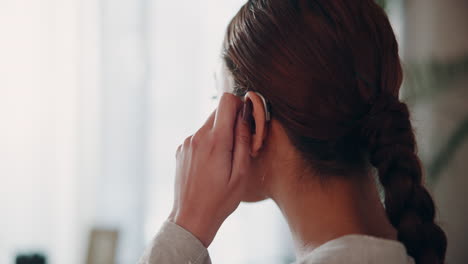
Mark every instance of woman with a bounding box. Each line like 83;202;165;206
139;0;447;263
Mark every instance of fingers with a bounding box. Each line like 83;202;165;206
176;135;192;158
213;93;242;142
202;109;216;130
176;144;182;158
229;106;252;185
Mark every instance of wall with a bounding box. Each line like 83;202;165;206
0;0;80;263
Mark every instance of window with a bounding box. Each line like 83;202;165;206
0;1;294;263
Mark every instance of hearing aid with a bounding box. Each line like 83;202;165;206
242;92;271;122
216;57;271;126
241;91;271;135
253;92;271;122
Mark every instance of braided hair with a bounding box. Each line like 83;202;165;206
362;92;447;263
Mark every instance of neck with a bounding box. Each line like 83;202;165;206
270;171;397;259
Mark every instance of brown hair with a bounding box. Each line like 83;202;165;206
223;0;447;263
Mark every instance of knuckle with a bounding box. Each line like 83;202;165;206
175;145;182;157
210;130;222;142
191;129;206;144
236;134;250;145
210;130;225;145
191;134;201;148
206;134;216;149
183;135;192;146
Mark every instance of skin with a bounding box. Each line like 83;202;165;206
169;88;397;258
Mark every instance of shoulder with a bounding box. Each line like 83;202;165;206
294;234;415;264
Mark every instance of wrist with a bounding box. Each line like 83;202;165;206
174;211;221;248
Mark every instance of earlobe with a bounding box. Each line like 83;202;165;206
244;92;270;158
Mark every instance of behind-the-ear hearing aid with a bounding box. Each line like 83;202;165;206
215;58;271;126
242;91;271;135
242;92;271;122
253;92;271;122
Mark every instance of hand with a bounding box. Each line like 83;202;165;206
168;92;252;247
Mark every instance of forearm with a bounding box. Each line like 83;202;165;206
138;220;212;264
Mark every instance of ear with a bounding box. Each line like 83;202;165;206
244;91;269;158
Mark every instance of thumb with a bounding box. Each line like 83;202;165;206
229;102;252;185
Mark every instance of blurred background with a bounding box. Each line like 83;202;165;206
0;0;466;263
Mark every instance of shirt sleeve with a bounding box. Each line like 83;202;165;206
138;220;212;264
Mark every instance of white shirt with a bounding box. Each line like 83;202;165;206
138;220;415;264
295;234;414;264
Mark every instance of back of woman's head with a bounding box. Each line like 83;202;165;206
223;0;447;263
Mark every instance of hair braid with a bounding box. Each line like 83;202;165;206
362;93;447;264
